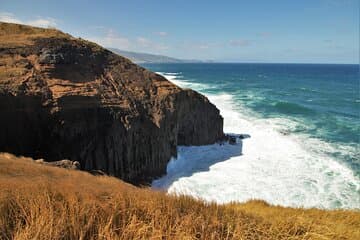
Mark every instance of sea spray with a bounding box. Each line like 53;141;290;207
150;65;360;209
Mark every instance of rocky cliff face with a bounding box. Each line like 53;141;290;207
0;22;224;184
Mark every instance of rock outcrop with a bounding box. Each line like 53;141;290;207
0;22;224;184
35;159;80;170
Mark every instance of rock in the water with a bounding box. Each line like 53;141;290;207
0;22;224;184
229;136;237;145
239;134;251;139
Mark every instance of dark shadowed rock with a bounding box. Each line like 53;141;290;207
229;136;237;145
89;169;107;176
0;22;224;184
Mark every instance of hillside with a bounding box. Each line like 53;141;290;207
1;153;359;240
109;48;201;63
0;22;223;184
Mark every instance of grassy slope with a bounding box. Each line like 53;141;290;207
0;153;359;240
0;22;70;47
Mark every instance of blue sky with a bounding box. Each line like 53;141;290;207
1;0;358;63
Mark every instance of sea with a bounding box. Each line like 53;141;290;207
142;63;360;210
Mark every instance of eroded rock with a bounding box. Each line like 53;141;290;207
35;159;80;170
0;22;224;184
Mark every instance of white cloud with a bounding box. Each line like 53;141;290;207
27;18;57;28
155;31;168;37
0;12;57;28
136;36;169;51
88;29;131;50
198;44;210;49
0;12;22;24
87;29;169;53
136;37;151;47
89;28;169;52
180;41;220;51
257;32;272;37
229;39;251;47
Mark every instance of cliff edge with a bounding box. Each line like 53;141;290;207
0;22;224;184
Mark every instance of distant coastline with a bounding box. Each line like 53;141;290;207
109;48;212;64
109;48;358;65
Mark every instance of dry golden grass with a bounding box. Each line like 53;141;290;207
0;22;104;52
0;153;359;240
0;22;69;47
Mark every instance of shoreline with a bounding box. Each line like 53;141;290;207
153;71;360;210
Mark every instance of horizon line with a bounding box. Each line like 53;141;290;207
140;61;359;65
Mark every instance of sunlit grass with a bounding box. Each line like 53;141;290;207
0;153;359;239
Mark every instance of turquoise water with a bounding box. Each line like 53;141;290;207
143;63;360;209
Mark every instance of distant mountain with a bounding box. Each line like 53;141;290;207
109;48;202;63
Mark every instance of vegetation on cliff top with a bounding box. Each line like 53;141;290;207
0;153;359;240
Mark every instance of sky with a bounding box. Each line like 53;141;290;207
0;0;359;63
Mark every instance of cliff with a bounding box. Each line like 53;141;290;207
0;22;224;184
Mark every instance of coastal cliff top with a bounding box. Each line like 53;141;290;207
0;22;202;117
0;22;71;47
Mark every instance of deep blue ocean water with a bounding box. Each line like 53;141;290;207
143;63;360;209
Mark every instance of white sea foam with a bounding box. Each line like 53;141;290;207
156;72;214;90
161;72;181;76
152;72;360;209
